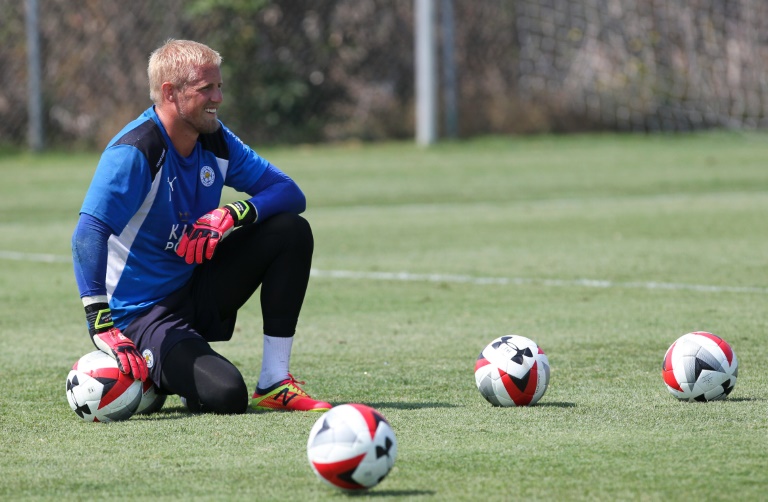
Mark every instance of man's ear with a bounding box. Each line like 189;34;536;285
161;82;175;103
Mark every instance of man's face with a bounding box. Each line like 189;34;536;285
174;64;223;135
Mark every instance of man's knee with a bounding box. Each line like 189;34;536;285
267;213;313;250
163;341;249;414
198;373;248;414
195;354;248;414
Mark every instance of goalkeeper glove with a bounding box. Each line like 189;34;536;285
85;300;148;382
176;200;257;265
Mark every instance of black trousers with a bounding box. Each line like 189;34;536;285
126;213;313;414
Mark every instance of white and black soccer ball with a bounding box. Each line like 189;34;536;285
65;350;142;423
475;334;550;407
307;403;397;491
662;331;738;402
136;379;166;415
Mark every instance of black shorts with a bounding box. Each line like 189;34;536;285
122;272;237;389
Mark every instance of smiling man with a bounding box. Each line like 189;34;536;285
70;39;332;414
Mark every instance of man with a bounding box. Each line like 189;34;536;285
71;39;331;414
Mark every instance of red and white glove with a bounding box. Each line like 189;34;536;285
93;328;149;382
84;300;148;381
176;200;257;265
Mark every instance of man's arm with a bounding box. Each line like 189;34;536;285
72;214;148;381
244;163;306;221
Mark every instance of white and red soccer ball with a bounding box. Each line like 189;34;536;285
65;350;143;423
475;335;550;407
662;331;738;402
307;403;397;491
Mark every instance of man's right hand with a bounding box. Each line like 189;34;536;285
176;200;257;265
92;327;149;382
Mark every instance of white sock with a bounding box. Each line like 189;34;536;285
257;335;293;391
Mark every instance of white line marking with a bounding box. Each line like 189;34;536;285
0;250;72;264
309;269;768;294
1;250;765;295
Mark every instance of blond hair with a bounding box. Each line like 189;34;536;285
148;39;222;104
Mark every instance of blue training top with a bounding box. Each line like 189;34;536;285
72;106;305;330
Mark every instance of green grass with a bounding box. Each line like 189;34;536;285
2;132;768;501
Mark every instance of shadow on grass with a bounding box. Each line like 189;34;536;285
133;403;451;418
337;401;578;410
720;397;763;402
130;406;191;420
356;402;457;411
533;401;577;408
134;401;577;419
347;489;436;497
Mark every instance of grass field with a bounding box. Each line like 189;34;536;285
1;132;768;501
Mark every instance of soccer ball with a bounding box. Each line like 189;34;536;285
65;350;142;423
662;331;738;402
136;380;167;415
307;403;397;491
475;334;550;407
